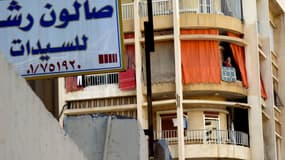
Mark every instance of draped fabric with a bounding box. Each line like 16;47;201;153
119;33;136;90
125;44;135;69
123;33;135;70
221;0;242;19
261;77;267;99
65;76;82;92
228;32;248;88
181;29;221;84
119;68;136;90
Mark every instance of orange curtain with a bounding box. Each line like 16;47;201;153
228;32;248;88
181;29;221;84
119;33;136;90
260;77;267;99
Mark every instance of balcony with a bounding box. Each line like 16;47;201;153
80;73;119;87
64;73;136;101
156;129;250;159
157;129;248;146
183;66;246;99
122;0;243;20
144;71;247;100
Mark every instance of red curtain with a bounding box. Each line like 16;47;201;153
119;68;136;90
119;33;136;90
260;77;267;99
65;76;82;92
181;29;221;84
228;32;248;88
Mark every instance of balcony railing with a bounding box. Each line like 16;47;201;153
156;129;249;146
222;66;237;82
78;73;119;87
139;0;173;17
121;0;242;20
122;3;134;20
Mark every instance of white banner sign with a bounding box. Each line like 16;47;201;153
0;0;124;79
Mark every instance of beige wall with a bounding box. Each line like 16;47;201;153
169;144;250;159
0;55;87;160
188;111;204;130
220;112;227;130
180;0;199;10
187;109;228;130
137;14;244;33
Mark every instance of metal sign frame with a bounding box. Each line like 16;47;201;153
0;0;125;79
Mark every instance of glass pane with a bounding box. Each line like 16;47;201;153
200;0;204;12
205;118;219;130
205;117;220;143
206;0;211;13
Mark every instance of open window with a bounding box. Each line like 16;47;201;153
160;113;187;139
204;112;220;143
220;42;241;82
274;90;283;107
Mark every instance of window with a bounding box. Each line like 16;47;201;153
160;114;177;139
160;114;187;139
220;43;241;82
274;90;283;107
205;117;219;130
204;112;220;143
200;0;212;13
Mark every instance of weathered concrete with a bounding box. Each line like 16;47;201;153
257;0;278;159
0;54;87;160
243;0;265;159
276;13;285;160
63;115;148;160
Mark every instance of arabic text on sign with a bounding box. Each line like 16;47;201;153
0;0;113;31
10;34;88;60
26;60;81;75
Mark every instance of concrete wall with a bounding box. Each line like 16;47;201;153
63;115;148;160
275;9;285;160
0;55;87;160
28;79;58;118
142;41;175;84
188;111;204;130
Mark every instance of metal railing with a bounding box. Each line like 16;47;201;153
122;3;134;20
121;0;242;20
221;66;237;82
79;73;119;87
156;129;249;146
139;0;173;17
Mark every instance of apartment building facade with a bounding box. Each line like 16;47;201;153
57;0;285;159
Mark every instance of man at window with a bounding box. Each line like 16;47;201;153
223;57;232;67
